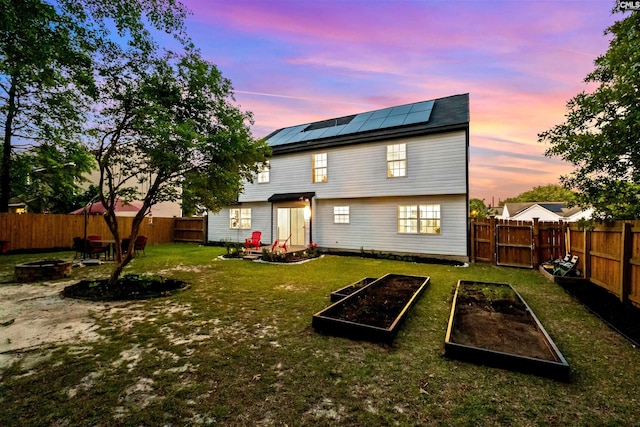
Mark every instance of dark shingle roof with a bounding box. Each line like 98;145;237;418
265;94;469;154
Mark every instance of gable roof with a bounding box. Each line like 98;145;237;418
265;93;469;154
503;202;585;219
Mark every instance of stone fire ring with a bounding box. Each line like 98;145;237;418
14;259;73;283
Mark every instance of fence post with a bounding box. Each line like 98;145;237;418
559;220;566;257
203;215;209;244
583;227;591;280
489;215;496;265
620;222;632;303
532;217;540;269
470;218;476;263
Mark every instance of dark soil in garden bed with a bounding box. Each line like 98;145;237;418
450;283;557;361
559;280;640;347
329;275;424;329
330;277;377;302
63;274;188;301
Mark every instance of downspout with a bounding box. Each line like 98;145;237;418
309;198;313;245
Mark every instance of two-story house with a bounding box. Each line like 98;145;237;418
207;93;470;261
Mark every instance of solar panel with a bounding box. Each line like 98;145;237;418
389;104;412;116
410;101;434;112
380;114;406;128
357;117;386;132
266;100;435;146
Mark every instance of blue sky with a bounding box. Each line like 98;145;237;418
172;0;621;204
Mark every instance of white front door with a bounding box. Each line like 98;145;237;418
277;208;305;246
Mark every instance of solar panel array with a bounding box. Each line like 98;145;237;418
267;100;435;147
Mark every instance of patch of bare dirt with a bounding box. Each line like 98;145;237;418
0;281;128;370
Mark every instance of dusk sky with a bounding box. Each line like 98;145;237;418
171;0;621;205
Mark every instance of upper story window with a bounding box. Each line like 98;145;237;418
230;208;251;229
312;153;327;183
398;204;441;234
387;143;406;177
333;206;350;224
257;161;270;183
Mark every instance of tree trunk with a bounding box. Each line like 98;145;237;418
106;206;147;286
1;77;17;212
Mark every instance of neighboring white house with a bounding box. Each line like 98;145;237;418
497;202;593;222
207;94;470;261
81;169;182;218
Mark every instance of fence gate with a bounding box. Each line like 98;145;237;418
174;217;205;243
496;223;534;268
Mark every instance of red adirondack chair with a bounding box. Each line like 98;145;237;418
271;235;291;253
245;231;262;250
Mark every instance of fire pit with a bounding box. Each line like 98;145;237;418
14;259;73;283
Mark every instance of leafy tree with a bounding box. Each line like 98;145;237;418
0;0;95;212
502;184;576;205
12;145;95;213
92;50;270;284
0;0;188;212
538;8;640;221
469;198;493;219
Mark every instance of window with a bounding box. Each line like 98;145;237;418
312;153;327;183
230;208;251;229
334;206;350;224
257;161;270;183
420;204;441;234
398;205;418;233
387;143;406;177
398;204;440;234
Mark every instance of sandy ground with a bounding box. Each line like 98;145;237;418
0;280;125;370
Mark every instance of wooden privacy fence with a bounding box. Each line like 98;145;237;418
0;213;177;252
471;217;640;306
470;217;567;269
566;220;640;306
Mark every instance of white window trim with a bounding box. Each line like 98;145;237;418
398;205;418;234
419;204;441;234
312;153;328;183
387;143;406;178
230;208;251;229
398;204;440;234
257;161;270;183
333;206;350;224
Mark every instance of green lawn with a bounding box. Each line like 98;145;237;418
1;244;640;426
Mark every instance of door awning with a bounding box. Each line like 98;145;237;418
267;192;315;203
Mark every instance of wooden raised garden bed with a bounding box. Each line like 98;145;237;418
330;277;377;302
313;273;430;343
445;280;570;381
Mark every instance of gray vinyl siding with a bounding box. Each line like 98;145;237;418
207;202;271;244
313;195;467;257
240;131;466;202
